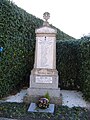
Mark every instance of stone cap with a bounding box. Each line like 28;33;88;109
35;12;57;34
35;26;57;34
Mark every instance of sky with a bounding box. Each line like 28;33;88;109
11;0;90;39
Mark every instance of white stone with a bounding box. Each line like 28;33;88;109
35;26;57;34
36;37;55;69
61;90;87;108
36;76;52;83
5;89;27;103
28;14;60;99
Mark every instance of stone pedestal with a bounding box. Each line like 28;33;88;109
27;12;60;104
28;68;60;98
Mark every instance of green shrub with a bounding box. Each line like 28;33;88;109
80;39;90;101
56;40;82;90
56;39;90;101
44;92;50;101
0;0;42;97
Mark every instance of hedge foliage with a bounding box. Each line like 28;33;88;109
0;0;73;98
80;39;90;101
0;0;42;97
56;39;90;101
56;40;82;90
0;0;90;101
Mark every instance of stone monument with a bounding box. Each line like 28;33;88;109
27;12;60;103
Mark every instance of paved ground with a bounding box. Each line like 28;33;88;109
5;90;27;103
61;90;87;108
2;89;89;108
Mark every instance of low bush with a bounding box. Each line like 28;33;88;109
0;102;88;120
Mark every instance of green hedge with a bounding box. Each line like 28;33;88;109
80;39;90;101
56;40;82;90
56;39;90;101
0;0;42;97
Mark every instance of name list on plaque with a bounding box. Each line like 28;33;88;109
36;76;52;83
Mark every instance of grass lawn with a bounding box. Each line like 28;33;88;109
0;102;89;120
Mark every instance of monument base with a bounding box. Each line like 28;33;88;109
23;88;62;105
30;68;59;89
27;88;60;97
26;68;61;104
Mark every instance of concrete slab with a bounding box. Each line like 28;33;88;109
61;90;87;108
5;89;27;103
1;89;90;109
28;103;55;113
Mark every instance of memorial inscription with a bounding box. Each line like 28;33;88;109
36;76;52;83
37;37;54;69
